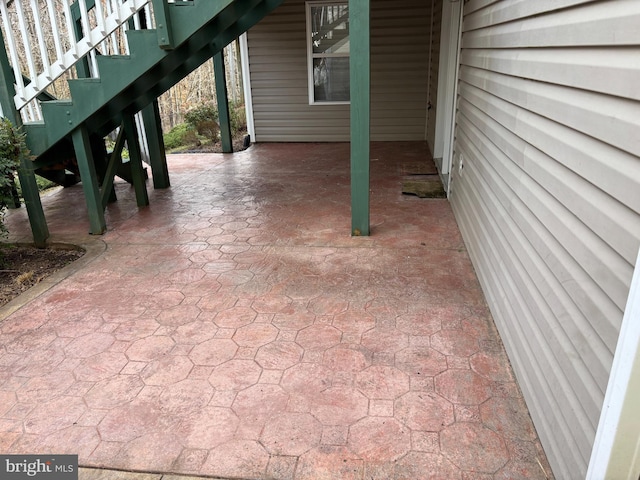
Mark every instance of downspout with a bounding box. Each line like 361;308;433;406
239;32;256;143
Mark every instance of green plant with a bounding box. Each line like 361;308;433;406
230;101;247;135
185;105;219;142
163;123;200;150
0;118;25;238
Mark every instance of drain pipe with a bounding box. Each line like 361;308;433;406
239;32;255;143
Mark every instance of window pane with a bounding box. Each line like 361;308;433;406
311;5;349;55
313;57;350;102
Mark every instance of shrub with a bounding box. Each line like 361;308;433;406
185;105;219;142
230;101;247;135
0;118;25;238
163;123;199;150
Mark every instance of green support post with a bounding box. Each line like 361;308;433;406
72;126;107;234
100;126;126;209
213;50;233;154
71;3;91;79
349;0;371;236
0;29;49;247
141;100;170;188
122;115;150;208
16;159;49;247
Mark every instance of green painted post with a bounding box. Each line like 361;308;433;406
122;114;150;208
349;0;371;236
141;100;170;188
71;3;91;79
16;159;49;247
0;29;49;247
100;126;126;209
213;50;233;154
72;126;107;234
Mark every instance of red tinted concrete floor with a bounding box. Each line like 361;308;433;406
1;142;553;479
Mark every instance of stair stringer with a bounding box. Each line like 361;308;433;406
24;0;285;164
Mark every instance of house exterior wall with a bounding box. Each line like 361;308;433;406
246;0;435;142
448;1;640;478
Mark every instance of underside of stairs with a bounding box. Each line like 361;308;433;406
4;0;284;245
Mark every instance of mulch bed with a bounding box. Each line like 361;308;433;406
0;244;85;308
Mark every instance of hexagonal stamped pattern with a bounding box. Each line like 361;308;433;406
435;370;492;405
440;422;509;473
356;365;409;399
395;346;447;376
395;391;454;431
233;323;278;348
348;417;411;462
296;324;342;351
255;341;302;370
396;313;441;336
261;412;322;455
189;338;238;366
209;359;262;391
310;386;369;426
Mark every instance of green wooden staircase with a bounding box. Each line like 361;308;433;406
1;0;284;245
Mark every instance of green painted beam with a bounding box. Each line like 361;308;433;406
122;114;149;208
72;126;106;234
0;29;49;247
141;100;170;188
349;0;371;236
213;51;233;154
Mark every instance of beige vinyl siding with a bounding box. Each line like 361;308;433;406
247;0;432;142
449;0;640;478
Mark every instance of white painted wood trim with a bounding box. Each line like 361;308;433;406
433;0;463;181
424;0;435;140
239;33;256;142
587;247;640;480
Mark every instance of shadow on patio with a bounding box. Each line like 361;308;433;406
0;142;553;479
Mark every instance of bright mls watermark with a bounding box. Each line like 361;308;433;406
0;455;78;479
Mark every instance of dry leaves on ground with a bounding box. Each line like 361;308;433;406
0;244;84;307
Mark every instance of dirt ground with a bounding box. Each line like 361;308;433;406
0;244;84;308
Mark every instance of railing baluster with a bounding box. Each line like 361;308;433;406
77;0;93;47
46;0;66;69
94;0;107;37
2;0;152;112
105;0;120;55
62;0;80;60
15;1;39;89
29;0;52;81
0;1;27;103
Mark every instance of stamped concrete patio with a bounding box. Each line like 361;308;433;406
1;142;553;479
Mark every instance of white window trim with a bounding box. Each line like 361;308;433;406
306;0;350;105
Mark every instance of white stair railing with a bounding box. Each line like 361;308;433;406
0;0;153;120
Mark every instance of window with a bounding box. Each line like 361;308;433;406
306;1;350;104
